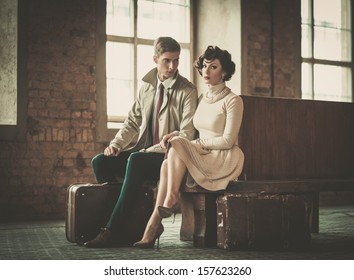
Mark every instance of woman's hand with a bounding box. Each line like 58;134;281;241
160;131;178;149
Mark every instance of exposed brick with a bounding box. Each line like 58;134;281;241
82;110;93;119
84;143;95;151
46;101;68;110
82;128;88;142
73;143;85;150
52;128;58;141
59;109;71;119
57;129;64;141
71;111;81;119
63;158;74;167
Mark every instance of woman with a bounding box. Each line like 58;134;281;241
133;46;244;248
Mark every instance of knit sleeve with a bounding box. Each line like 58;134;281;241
199;94;243;149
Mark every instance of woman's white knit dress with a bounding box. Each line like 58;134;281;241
170;82;244;191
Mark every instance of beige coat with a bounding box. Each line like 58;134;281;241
110;68;198;151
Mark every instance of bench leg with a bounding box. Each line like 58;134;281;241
311;192;319;233
193;193;219;248
180;192;194;241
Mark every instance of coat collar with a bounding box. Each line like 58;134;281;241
142;68;180;90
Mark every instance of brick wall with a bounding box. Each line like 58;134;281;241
242;0;273;96
242;0;301;98
0;0;104;221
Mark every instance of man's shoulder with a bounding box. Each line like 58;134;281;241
142;68;158;85
175;74;196;91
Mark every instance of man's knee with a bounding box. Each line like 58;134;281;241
127;152;144;167
91;153;105;169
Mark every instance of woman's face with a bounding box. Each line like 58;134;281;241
202;58;224;86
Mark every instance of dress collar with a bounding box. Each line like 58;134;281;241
208;82;226;96
204;82;230;104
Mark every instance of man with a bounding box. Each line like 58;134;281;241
84;37;198;247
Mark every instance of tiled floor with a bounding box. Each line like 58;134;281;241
0;205;353;260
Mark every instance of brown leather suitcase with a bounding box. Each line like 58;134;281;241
216;193;312;250
65;182;154;246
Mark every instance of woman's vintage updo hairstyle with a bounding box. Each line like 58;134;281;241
194;46;236;81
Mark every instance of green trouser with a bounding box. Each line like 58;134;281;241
91;151;164;232
91;151;132;183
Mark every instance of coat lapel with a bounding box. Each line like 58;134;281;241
142;87;156;121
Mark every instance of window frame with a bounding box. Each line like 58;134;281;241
95;0;194;142
301;0;354;102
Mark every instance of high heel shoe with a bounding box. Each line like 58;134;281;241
158;205;178;223
133;223;164;249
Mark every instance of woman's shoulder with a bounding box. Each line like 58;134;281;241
224;90;243;104
221;91;243;113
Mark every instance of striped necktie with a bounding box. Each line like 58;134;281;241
154;84;164;144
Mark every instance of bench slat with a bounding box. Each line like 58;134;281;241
182;179;354;194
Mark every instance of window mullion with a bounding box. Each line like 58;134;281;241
310;0;315;99
352;0;354;102
106;35;135;43
302;57;352;67
133;0;138;101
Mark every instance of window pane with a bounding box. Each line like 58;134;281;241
301;24;312;58
0;0;17;125
137;0;190;42
314;27;351;61
178;48;191;79
301;63;313;100
106;42;134;118
301;0;311;25
313;0;351;61
314;64;352;102
107;0;134;37
314;0;350;29
137;44;155;90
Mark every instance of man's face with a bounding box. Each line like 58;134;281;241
154;51;180;81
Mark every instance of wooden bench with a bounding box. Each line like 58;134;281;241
179;96;354;248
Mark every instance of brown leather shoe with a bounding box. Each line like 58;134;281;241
84;228;112;248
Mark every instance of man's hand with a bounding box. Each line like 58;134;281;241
160;132;178;149
103;146;121;156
